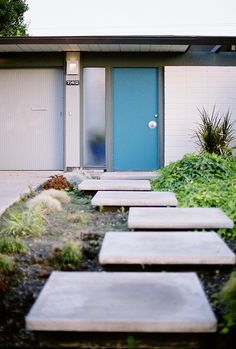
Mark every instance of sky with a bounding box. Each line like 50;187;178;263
24;0;236;36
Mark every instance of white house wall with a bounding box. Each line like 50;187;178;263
164;66;236;165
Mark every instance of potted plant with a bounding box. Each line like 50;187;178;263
89;131;105;165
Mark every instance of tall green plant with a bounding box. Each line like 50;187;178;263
219;272;236;333
54;241;83;269
0;237;28;254
194;106;235;155
0;254;14;274
1;207;44;237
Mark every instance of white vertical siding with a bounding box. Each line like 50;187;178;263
65;52;81;168
0;69;64;170
164;67;236;165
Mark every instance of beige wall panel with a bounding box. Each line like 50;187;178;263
0;68;64;170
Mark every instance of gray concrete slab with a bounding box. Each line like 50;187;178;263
99;232;236;265
26;271;216;333
128;207;234;230
0;171;62;216
92;191;177;207
100;171;159;180
78;179;151;191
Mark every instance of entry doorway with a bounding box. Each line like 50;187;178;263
112;68;159;171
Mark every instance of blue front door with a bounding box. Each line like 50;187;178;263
112;68;158;171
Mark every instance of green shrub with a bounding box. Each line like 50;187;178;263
219;272;236;333
152;152;236;192
0;237;28;254
152;152;236;238
194;106;235;155
1;207;44;237
55;241;82;269
0;254;14;274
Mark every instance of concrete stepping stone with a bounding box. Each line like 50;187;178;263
26;271;216;333
128;207;234;230
92;191;178;207
78;179;151;192
99;231;236;266
100;171;159;180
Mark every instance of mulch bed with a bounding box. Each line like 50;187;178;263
0;191;235;348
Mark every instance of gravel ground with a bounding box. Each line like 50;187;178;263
0;191;235;349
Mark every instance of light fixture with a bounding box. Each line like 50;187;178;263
66;60;79;75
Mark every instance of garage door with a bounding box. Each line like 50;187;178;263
0;69;64;170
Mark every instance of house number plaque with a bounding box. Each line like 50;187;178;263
66;80;79;86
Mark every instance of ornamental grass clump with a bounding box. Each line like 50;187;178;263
27;193;62;212
0;254;14;274
1;207;44;237
53;241;83;269
0;237;28;255
41;189;71;204
194;106;235;155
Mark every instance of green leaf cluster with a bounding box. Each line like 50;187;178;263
152;152;236;237
219;272;236;333
0;0;28;36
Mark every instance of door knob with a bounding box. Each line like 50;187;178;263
148;121;157;129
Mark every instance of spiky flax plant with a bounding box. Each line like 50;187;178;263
194;106;235;155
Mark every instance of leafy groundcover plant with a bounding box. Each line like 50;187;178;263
219;272;236;333
152;152;236;238
152;152;236;334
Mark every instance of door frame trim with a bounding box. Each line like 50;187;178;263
158;67;165;169
81;59;165;171
106;67;113;171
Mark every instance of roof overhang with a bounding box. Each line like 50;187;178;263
0;35;236;53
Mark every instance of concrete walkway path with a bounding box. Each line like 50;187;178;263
26;172;234;340
26;271;217;333
79;179;151;192
0;171;62;216
99;231;236;266
100;171;159;180
91;190;178;208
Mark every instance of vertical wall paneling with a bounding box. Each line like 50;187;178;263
0;68;64;170
164;67;236;165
